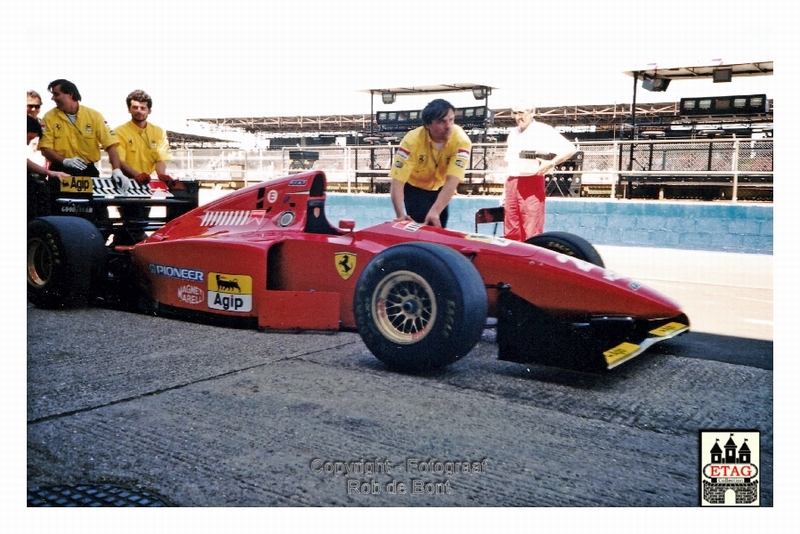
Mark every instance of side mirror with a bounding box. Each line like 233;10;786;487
338;220;356;232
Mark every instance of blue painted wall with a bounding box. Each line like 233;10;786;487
325;194;773;255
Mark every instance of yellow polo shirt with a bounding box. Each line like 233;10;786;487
389;125;471;190
39;105;118;163
114;121;172;174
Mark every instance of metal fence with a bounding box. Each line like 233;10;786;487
99;138;773;201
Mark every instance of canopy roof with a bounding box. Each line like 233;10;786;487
623;60;773;80
358;83;495;95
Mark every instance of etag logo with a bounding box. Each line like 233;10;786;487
700;430;760;506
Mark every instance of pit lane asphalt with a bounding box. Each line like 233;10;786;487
26;246;773;508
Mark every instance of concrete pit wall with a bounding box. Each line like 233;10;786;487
324;195;773;255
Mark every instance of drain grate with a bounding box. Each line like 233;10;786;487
28;484;171;507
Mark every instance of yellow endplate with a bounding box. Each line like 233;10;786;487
649;322;687;337
604;342;640;366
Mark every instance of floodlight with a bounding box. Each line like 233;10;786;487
381;92;396;104
472;86;491;100
713;68;732;83
642;74;670;92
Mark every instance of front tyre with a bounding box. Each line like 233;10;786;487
354;243;488;372
526;231;604;267
27;216;108;308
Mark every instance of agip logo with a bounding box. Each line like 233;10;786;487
59;175;93;193
700;430;760;506
208;272;252;312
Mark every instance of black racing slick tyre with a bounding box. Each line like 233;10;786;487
27;216;108;308
354;243;488;372
526;231;604;267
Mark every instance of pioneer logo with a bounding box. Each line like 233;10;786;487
149;264;204;282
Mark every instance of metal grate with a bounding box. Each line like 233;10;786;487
28;484;171;507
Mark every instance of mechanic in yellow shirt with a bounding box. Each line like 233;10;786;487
115;89;176;188
389;99;471;228
39;79;125;186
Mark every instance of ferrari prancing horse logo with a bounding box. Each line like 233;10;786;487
335;252;357;280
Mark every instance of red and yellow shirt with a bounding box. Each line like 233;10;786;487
389;125;472;190
39;105;118;163
114;121;172;174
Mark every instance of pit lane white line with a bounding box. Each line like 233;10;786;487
737;296;773;304
623;276;772;291
744;319;773;326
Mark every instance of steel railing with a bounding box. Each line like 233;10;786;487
96;137;772;201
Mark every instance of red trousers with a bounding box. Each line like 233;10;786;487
503;175;546;241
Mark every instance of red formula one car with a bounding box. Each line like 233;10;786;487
27;170;689;373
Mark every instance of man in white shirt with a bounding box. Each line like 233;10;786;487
503;101;576;240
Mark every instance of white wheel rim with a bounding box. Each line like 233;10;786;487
371;270;437;344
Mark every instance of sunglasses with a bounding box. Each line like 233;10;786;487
28;104;42;109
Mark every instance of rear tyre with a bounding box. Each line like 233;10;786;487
526;231;604;267
354;243;488;372
27;216;108;308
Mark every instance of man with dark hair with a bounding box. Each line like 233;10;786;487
47;79;81;101
114;89;175;188
39;79;127;189
388;98;471;228
125;89;152;109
